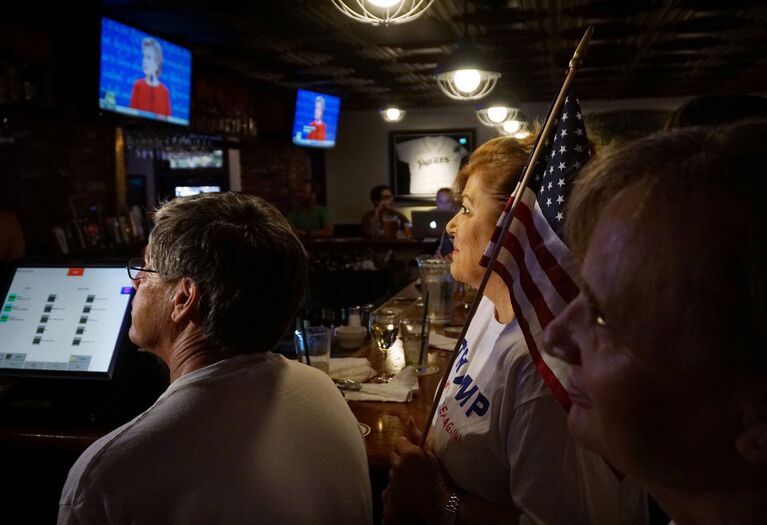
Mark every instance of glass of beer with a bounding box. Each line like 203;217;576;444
382;215;399;240
369;309;400;383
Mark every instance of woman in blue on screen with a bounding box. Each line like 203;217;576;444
307;96;326;141
129;38;171;117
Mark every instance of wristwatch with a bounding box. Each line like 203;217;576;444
439;492;461;525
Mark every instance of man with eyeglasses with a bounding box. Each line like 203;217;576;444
59;192;372;524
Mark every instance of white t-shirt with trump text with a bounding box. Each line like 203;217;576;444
430;295;648;524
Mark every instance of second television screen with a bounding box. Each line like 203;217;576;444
292;89;341;148
99;17;192;126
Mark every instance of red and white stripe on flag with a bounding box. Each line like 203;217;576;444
481;189;579;411
480;89;591;412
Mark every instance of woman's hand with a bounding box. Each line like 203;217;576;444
383;418;452;524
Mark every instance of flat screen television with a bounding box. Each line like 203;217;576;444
174;185;221;198
99;17;192;126
0;264;134;380
291;89;340;148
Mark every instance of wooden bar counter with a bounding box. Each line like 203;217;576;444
348;347;450;468
344;281;462;468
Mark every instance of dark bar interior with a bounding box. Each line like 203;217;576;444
1;1;766;523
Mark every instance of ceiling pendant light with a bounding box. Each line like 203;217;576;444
332;0;436;26
476;105;520;127
501;119;522;134
435;1;500;101
367;0;402;6
499;119;530;139
380;105;406;122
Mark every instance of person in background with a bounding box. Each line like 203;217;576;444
287;180;333;239
664;93;767;130
361;184;409;239
435;187;459;213
384;136;648;524
434;187;458;255
129;37;171;117
59;193;372;524
543;121;767;524
0;209;25;261
307;96;326;141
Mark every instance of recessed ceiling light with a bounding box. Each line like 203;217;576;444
380;106;406;122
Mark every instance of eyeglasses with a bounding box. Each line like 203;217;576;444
127;258;159;280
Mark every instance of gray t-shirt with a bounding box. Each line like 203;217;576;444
59;353;372;524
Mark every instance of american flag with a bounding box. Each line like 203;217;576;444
480;89;592;411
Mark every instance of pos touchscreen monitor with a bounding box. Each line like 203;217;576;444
0;264;134;380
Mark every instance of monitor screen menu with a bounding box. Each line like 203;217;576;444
291;89;341;148
0;266;134;379
99;17;192;126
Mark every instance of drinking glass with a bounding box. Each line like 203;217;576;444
382;215;399;240
400;317;430;367
369;309;400;383
416;255;455;323
293;326;331;375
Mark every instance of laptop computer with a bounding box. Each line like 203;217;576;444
411;210;455;240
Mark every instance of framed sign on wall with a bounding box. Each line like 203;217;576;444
389;129;475;201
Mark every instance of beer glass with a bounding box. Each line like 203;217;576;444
368;309;400;383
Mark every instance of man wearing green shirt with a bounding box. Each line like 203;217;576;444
287;181;333;239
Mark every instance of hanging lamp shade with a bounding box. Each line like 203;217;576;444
435;39;501;101
476;105;520;126
331;0;435;26
498;119;530;139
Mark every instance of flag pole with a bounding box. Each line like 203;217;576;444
420;27;593;446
